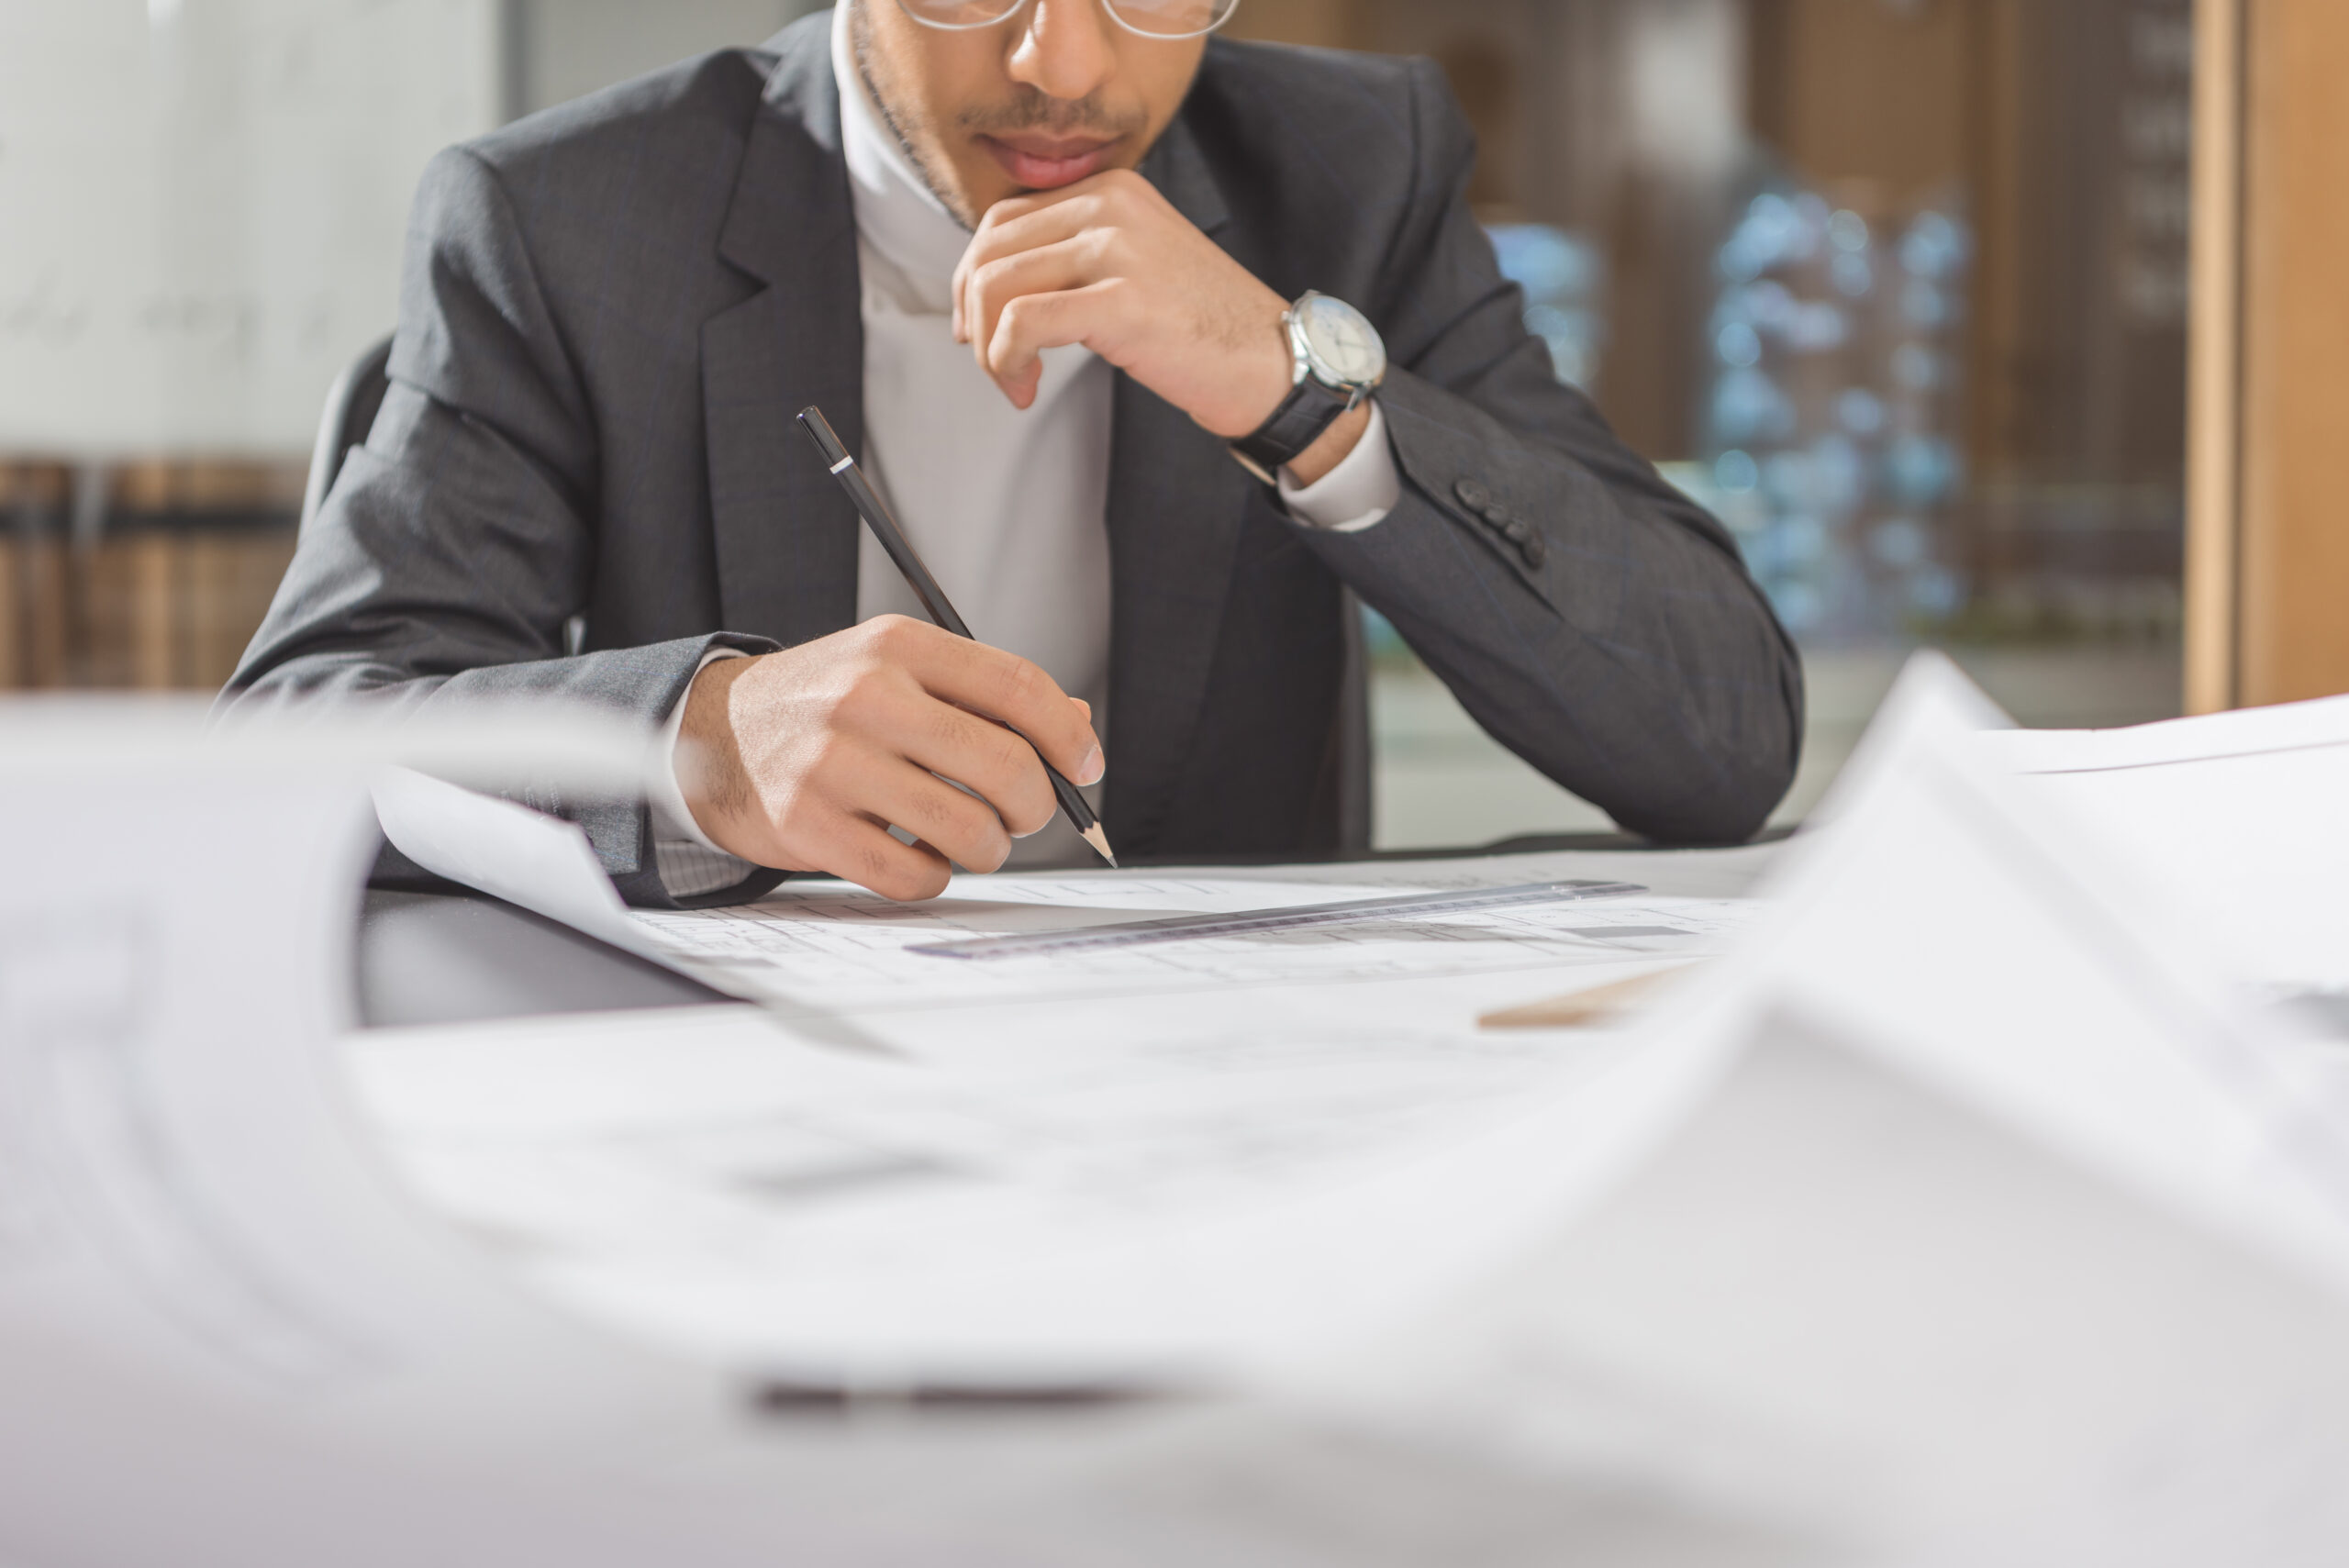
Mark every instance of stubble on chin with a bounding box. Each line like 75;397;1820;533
850;0;984;228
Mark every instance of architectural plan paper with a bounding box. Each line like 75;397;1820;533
351;783;1781;1381
347;926;1745;1384
634;866;1757;1018
371;766;1774;1020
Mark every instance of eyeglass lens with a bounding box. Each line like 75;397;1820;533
896;0;1239;40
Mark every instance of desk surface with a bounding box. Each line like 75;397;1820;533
352;831;1782;1030
357;889;725;1029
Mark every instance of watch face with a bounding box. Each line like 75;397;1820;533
1295;294;1387;387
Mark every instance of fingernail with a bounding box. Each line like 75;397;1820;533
1077;745;1105;786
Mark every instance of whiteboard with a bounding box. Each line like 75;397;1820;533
0;0;500;458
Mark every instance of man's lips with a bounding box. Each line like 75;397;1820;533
977;134;1121;190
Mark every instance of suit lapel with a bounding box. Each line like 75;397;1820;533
699;42;1258;853
1103;116;1253;852
702;26;862;647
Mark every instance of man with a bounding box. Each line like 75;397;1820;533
225;0;1803;907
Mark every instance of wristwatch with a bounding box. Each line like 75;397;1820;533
1229;291;1388;486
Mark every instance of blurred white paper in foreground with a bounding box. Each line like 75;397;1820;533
0;702;785;1568
1979;693;2349;995
1315;655;2349;1563
27;663;2349;1566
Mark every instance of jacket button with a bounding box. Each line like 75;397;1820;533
1521;535;1548;568
1453;479;1491;511
1500;517;1531;542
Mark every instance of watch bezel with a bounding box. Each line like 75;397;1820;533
1285;291;1388;399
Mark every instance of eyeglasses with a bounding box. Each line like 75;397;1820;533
893;0;1241;42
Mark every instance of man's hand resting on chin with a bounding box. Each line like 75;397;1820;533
676;616;1103;903
951;168;1371;487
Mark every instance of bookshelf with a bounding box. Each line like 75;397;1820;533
0;462;299;692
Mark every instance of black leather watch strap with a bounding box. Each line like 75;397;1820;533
1230;375;1354;485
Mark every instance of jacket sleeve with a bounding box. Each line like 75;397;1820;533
217;147;785;908
1287;60;1805;845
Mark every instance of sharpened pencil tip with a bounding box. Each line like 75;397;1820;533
1079;822;1118;868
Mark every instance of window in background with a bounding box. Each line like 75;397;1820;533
1689;190;1973;641
0;0;502;690
0;0;820;694
1230;0;2194;849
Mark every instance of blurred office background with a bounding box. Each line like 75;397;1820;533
0;0;2191;848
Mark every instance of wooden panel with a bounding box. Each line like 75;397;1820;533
1757;0;1968;205
2190;0;2349;709
127;534;178;691
1221;0;1357;48
0;537;17;689
2236;0;2349;705
184;530;299;689
19;535;69;689
2185;0;2243;712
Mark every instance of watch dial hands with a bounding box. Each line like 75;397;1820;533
1292;293;1386;388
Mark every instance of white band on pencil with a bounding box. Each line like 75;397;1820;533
829;455;854;474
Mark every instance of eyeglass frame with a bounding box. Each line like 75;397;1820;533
888;0;1243;43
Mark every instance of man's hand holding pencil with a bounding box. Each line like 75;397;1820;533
676;616;1104;903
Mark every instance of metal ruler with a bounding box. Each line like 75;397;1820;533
907;880;1649;962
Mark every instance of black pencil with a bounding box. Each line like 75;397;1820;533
796;406;1117;869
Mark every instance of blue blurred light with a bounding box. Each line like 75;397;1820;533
1712;367;1795;446
1871;517;1927;567
1716;320;1763;367
1902;278;1948;328
1486;223;1607;389
1898;211;1967;280
1892;342;1940;391
1837;388;1887;437
1701;183;1974;637
1831;251;1874;299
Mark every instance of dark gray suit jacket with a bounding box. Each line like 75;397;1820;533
223;12;1802;908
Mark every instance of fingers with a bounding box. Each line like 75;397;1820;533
984;279;1130;406
855;751;1022;874
879;618;1104;788
952;170;1168;338
958;235;1100;376
952;200;1099;339
793;803;958;903
771;745;1014;894
972;168;1167;247
898;701;1060;840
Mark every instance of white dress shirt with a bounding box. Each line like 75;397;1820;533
648;6;1401;895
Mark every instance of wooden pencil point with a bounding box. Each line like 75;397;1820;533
1079;822;1118;868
